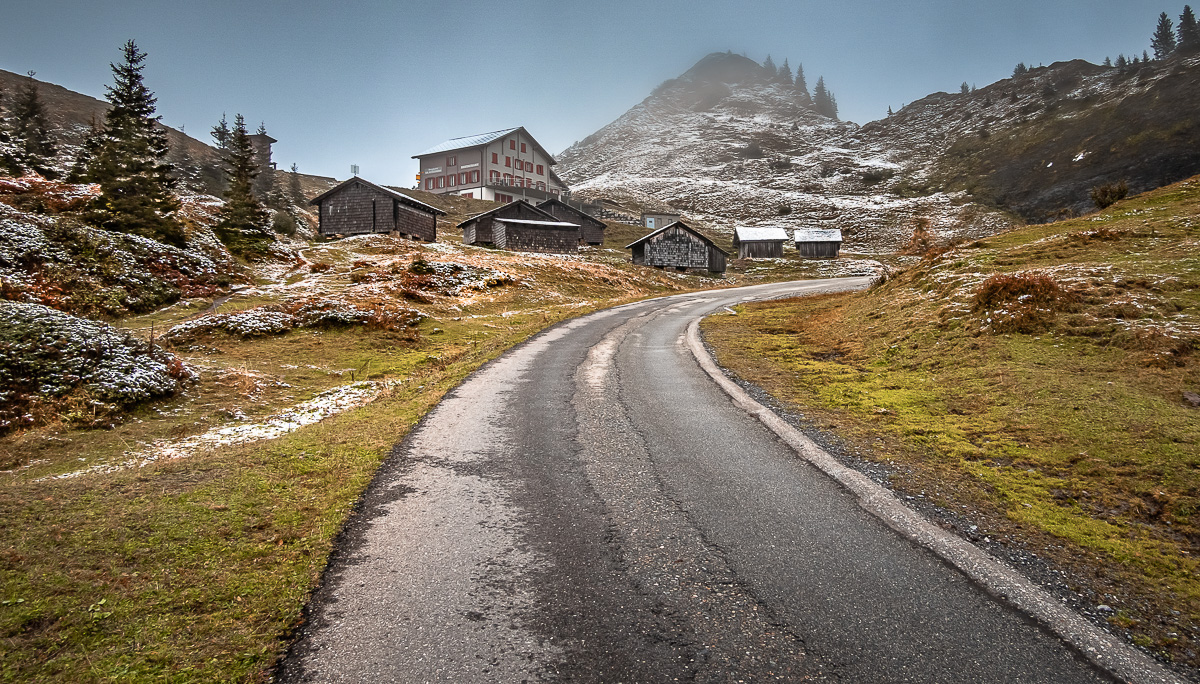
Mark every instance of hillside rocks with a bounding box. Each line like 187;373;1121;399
0;301;189;431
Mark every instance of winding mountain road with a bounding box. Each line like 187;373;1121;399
278;278;1174;683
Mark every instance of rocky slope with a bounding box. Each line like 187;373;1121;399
558;52;1200;249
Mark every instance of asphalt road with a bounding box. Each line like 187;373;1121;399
277;278;1128;683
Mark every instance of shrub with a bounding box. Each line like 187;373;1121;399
973;271;1074;334
900;216;938;256
1091;180;1129;209
309;261;332;273
776;205;793;216
271;211;297;236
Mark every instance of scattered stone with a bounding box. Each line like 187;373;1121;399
1183;391;1200;408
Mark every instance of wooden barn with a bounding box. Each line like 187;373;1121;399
310;177;445;241
794;228;843;258
458;200;581;254
537;198;607;245
733;226;790;259
641;211;682;232
626;221;727;273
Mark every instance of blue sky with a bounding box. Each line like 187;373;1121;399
0;0;1178;185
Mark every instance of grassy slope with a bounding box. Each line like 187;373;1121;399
1;181;860;681
702;176;1200;667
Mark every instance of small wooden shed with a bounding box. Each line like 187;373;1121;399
458;200;581;254
627;221;728;273
794;228;843;258
537;198;607;245
310;177;445;241
641;211;682;232
734;226;790;259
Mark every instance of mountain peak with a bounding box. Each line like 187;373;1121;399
681;52;768;84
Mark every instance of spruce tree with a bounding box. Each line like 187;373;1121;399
288;162;304;205
251;121;275;203
1116;54;1128;72
86;40;183;246
813;77;837;119
1180;6;1200;53
1152;12;1177;59
793;62;811;103
214;113;271;256
210;113;230;151
11;71;57;177
887;106;893;117
778;58;793;85
763;55;776;78
960;81;970;95
66;116;103;183
1013;62;1028;77
1103;56;1112;67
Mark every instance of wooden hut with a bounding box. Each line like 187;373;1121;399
310;177;445;241
537;198;607;245
641;211;682;231
733;226;789;259
794;228;843;258
457;200;580;254
626;221;727;273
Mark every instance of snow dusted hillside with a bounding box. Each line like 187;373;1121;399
558;52;1012;254
559;52;1200;250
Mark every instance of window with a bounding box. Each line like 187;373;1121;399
537;182;546;191
509;139;515;150
521;143;526;153
436;176;445;189
491;152;498;164
503;173;513;184
462;192;473;199
505;156;511;167
489;170;500;182
536;164;544;175
425;178;434;190
497;193;513;203
447;155;456;166
471;170;479;183
446;174;456;187
528;161;534;172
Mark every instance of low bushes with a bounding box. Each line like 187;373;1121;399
973;271;1075;333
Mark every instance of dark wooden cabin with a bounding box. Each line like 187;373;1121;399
310;177;445;241
537;198;606;245
734;226;789;259
794;228;843;258
626;221;728;273
457;200;581;254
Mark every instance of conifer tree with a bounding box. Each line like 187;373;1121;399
1144;49;1151;63
1180;6;1200;53
813;77;837;119
778;58;793;85
86;40;183;246
1152;12;1177;59
793;62;811;103
66;116;103;183
251;121;275;202
214;113;271;256
0;85;21;176
288;162;304;205
763;54;776;75
887;106;893;117
1116;54;1128;72
960;82;970;95
1013;62;1029;77
10;71;57;177
1103;56;1112;67
210;113;230;151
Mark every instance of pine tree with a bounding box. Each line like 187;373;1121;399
813;77;837;119
758;54;777;79
793;62;811;103
251;121;274;202
288;162;304;205
1152;12;1177;59
1013;62;1029;77
1116;54;1128;72
1180;6;1200;53
66;116;103;183
86;40;183;246
210;113;230;151
778;58;793;85
1144;50;1151;63
10;71;57;176
887;106;893;117
960;81;970;95
1103;56;1112;67
214;113;271;256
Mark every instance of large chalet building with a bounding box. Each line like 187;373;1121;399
412;127;568;204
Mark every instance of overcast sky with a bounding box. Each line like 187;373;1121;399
0;0;1178;185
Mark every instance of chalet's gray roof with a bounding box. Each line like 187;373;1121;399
794;228;843;242
456;199;559;229
537;198;606;227
495;218;579;228
626;221;729;256
308;177;446;216
413;126;558;164
735;226;790;242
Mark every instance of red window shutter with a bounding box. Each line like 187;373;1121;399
521;143;526;153
536;164;543;175
505;156;511;167
509;140;515;150
447;175;456;187
504;174;512;184
425;179;433;190
491;152;497;164
447;155;456;166
472;170;480;183
490;170;499;182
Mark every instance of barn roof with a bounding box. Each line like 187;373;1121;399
413;126;557;164
794;228;843;242
536;198;606;228
735;226;789;242
625;220;729;255
308;177;446;216
456;199;559;229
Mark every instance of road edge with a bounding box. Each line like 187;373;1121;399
684;316;1182;684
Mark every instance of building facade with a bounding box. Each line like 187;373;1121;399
310;177;445;241
627;221;727;273
642;212;682;231
793;228;843;258
413;127;568;203
734;226;790;259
